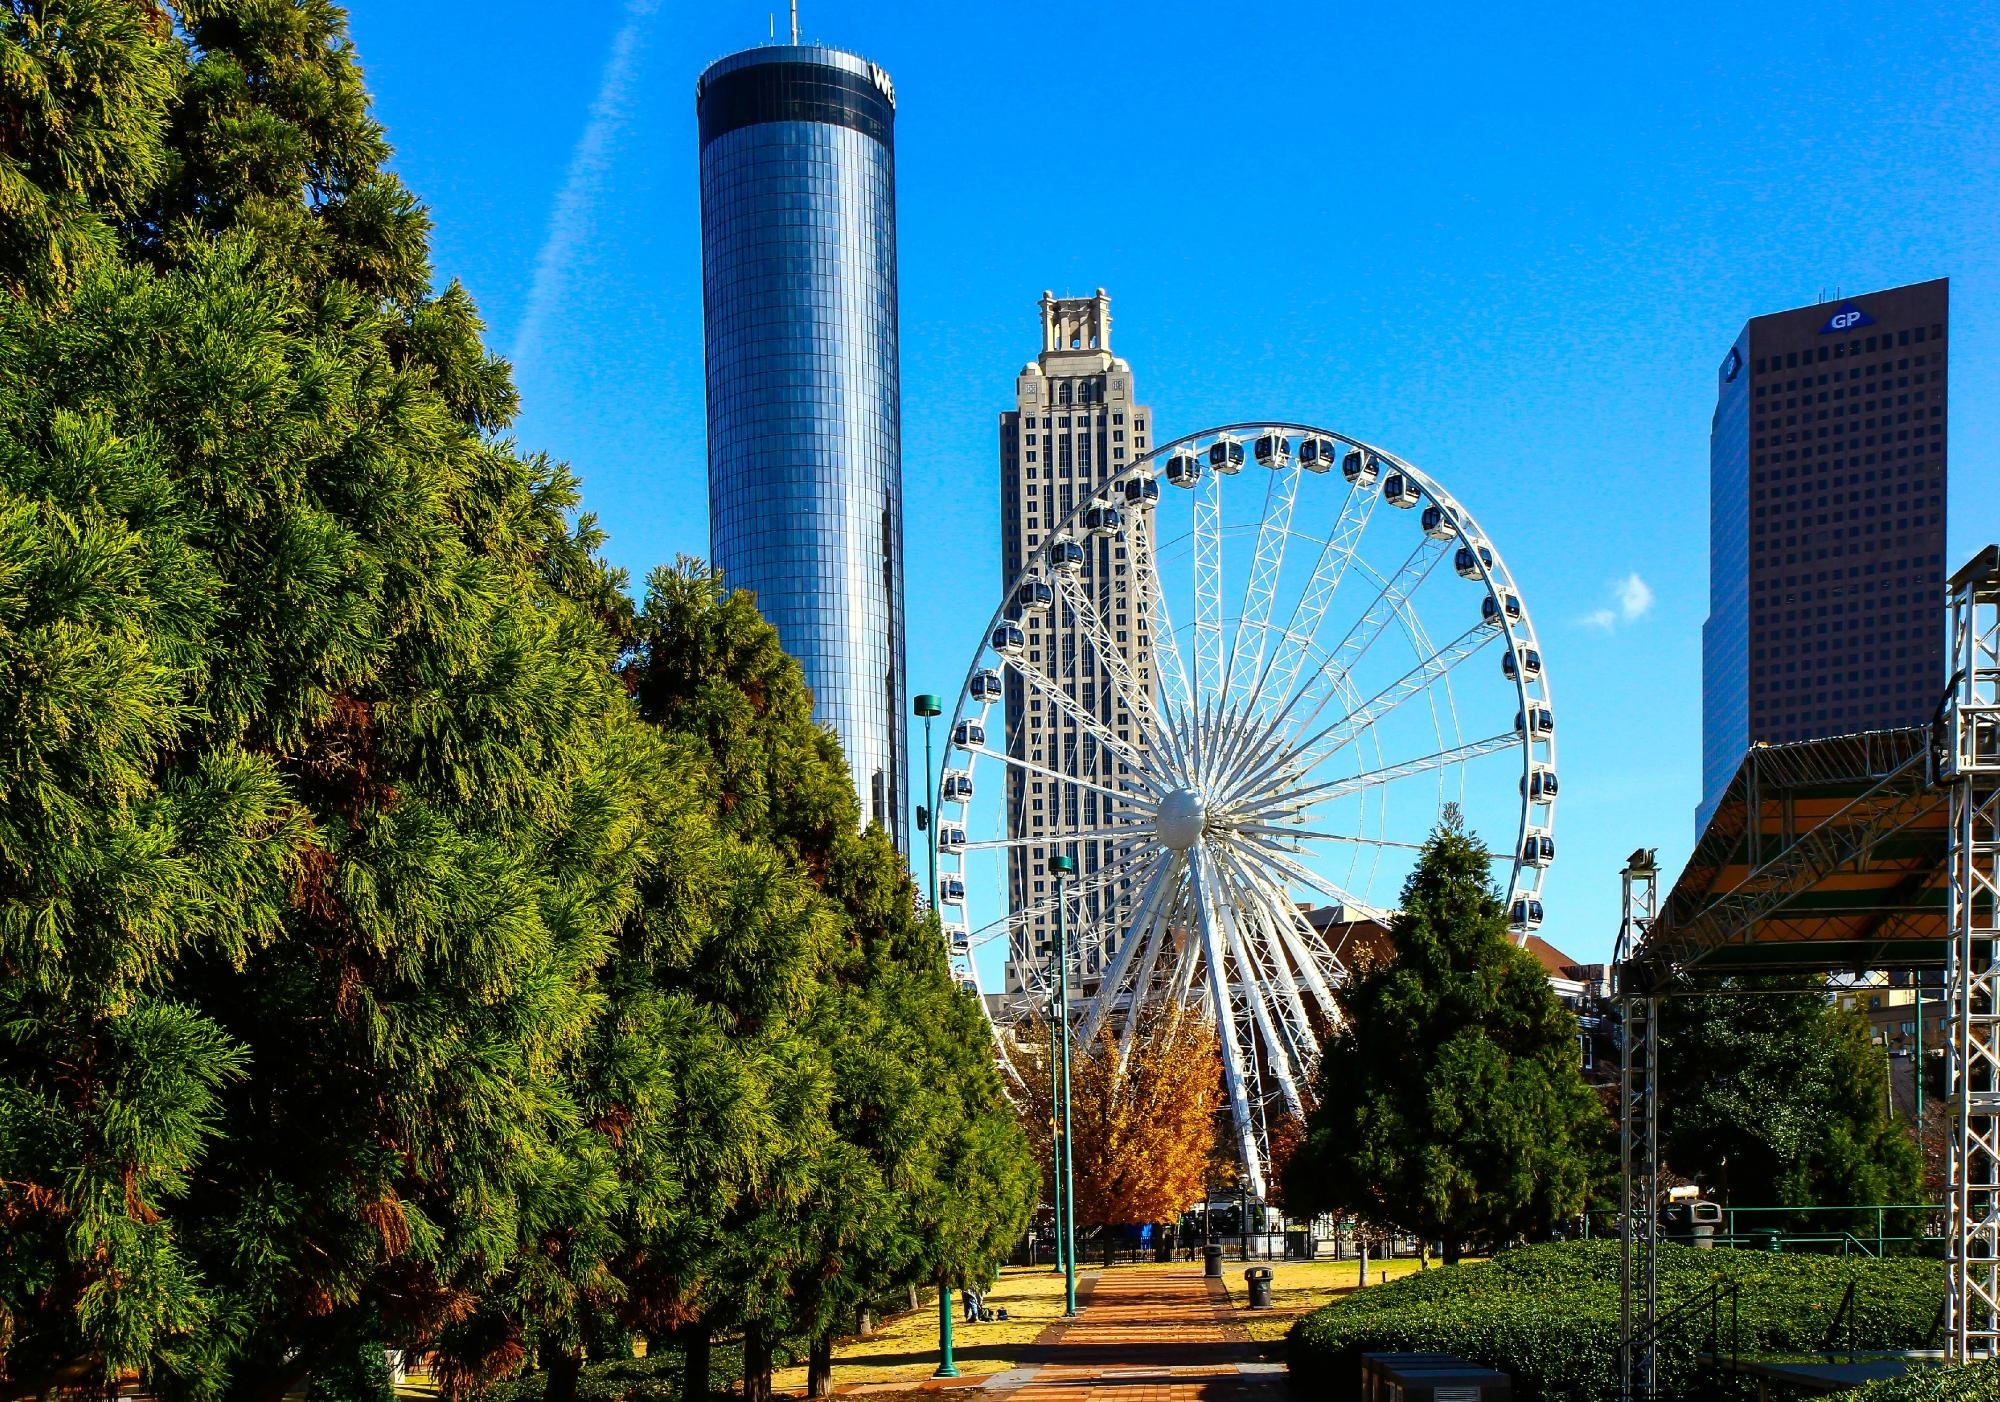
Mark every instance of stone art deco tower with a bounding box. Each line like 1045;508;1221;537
998;291;1155;994
697;44;909;852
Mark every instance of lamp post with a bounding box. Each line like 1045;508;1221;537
914;694;957;1380
1048;980;1065;1276
1051;851;1079;1317
914;695;941;913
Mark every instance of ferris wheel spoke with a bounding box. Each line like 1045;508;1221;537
1217;838;1345;1015
1050;569;1169;752
1078;852;1178;1044
1224;455;1302;712
1112;855;1188;1063
1277;730;1517;812
998;650;1153;777
1215;845;1360;1006
1235;619;1498;798
1191;452;1226;708
1251;469;1381;722
1210;845;1318;1089
962;733;1149;809
1221;899;1308;1121
960;824;1150;852
1231;823;1425;850
1216;829;1374;918
1131;508;1195;723
967;844;1162;953
1273;534;1454;750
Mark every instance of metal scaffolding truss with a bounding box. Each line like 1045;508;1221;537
1945;545;2000;1360
1615;852;1660;1402
1638;729;1948;981
1615;545;2000;1389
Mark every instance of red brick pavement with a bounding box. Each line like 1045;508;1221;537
994;1267;1282;1401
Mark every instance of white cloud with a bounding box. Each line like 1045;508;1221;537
1582;573;1653;631
1616;572;1654;621
510;0;661;372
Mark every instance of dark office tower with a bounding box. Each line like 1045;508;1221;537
696;45;908;854
1698;278;1949;832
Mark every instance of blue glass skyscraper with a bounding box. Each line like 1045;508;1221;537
696;44;908;853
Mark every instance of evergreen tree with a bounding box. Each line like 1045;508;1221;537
1;10;1034;1399
437;565;1032;1402
1283;810;1611;1262
1659;977;1922;1227
2;3;650;1393
614;564;1032;1402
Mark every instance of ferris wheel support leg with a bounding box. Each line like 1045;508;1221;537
1194;850;1267;1201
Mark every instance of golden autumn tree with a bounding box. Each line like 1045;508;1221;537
1005;1001;1222;1228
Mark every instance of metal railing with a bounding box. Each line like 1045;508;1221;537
1586;1204;1945;1257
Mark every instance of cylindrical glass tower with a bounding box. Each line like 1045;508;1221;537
697;45;908;854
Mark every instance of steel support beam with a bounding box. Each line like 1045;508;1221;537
1615;850;1661;1402
1946;547;2000;1362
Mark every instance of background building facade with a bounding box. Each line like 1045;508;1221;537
1699;278;1949;831
999;292;1153;995
697;45;909;852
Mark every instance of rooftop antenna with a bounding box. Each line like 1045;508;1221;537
790;0;799;43
768;12;774;39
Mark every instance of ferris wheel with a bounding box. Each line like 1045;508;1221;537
933;423;1556;1200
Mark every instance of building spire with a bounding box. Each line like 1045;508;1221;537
790;0;799;43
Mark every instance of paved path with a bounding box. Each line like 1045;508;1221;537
992;1268;1283;1401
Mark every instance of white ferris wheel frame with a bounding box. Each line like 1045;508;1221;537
932;422;1557;1197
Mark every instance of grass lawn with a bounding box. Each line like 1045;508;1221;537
1215;1256;1452;1350
771;1264;1078;1392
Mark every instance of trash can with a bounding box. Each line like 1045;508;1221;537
1202;1244;1224;1279
1690;1200;1721;1250
1245;1266;1273;1309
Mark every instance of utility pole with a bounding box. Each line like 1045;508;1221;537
914;695;957;1380
1052;852;1079;1316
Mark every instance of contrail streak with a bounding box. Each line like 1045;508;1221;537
510;0;661;371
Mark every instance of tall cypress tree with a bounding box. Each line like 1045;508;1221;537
2;12;1033;1400
1283;810;1611;1262
613;564;1032;1402
1;3;651;1394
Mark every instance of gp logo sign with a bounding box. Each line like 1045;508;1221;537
1819;303;1875;335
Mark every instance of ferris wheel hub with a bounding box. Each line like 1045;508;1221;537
1155;787;1208;851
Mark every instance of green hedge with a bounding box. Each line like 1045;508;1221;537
1845;1359;2000;1399
1286;1242;1943;1402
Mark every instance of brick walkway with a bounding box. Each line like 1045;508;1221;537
993;1267;1283;1400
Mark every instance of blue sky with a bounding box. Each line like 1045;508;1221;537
347;1;2000;964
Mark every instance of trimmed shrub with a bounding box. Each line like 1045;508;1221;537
1286;1242;1943;1401
1846;1359;2000;1399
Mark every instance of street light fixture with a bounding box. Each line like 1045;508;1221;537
1051;851;1079;1317
915;694;958;1380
